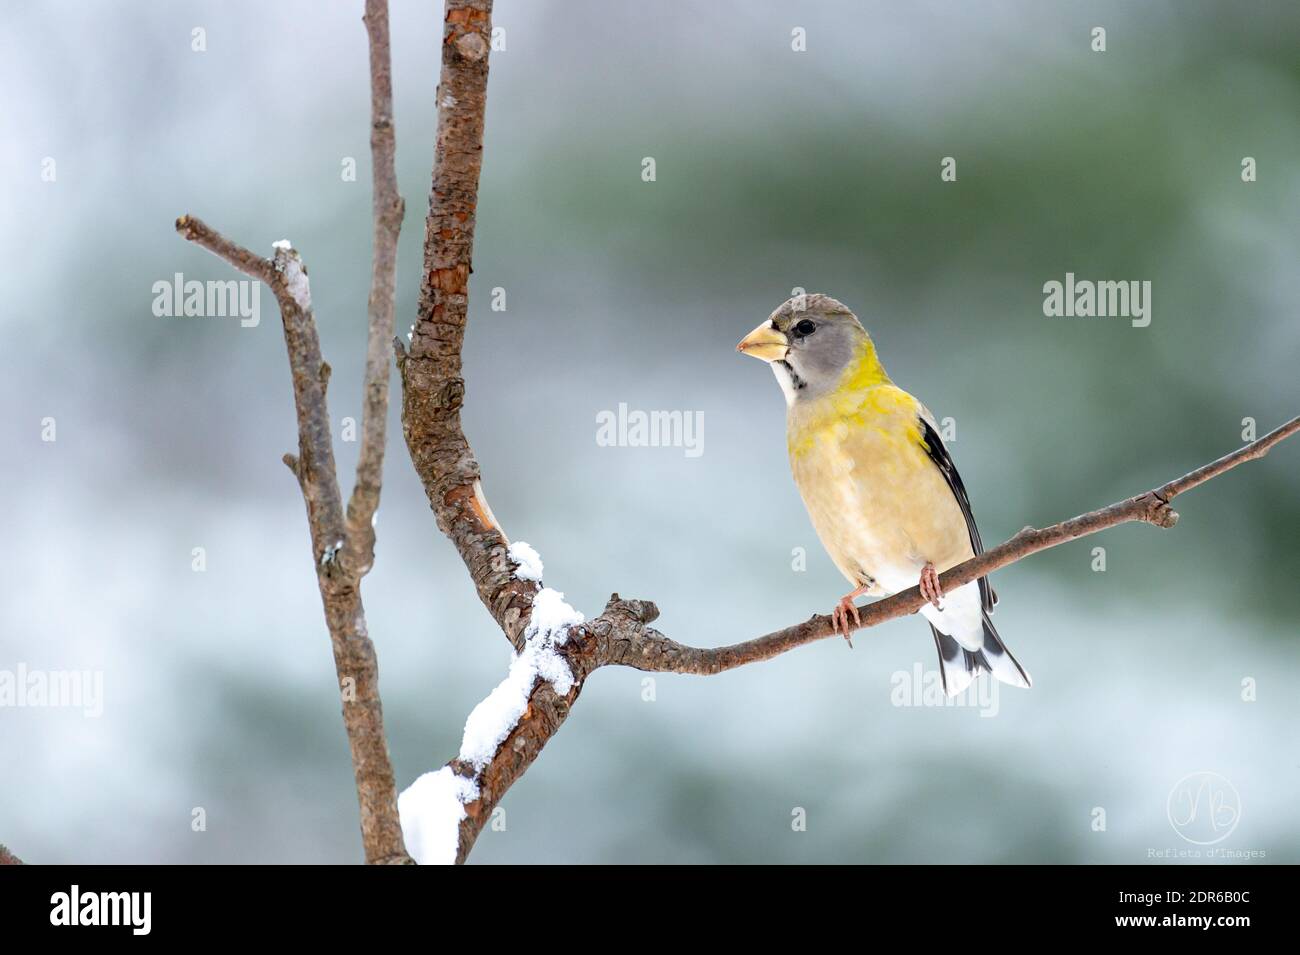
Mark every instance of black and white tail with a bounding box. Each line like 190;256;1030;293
929;611;1031;698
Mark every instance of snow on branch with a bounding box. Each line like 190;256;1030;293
460;585;582;770
398;768;479;866
399;545;583;863
507;540;544;582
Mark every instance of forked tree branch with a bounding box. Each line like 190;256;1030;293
172;3;413;865
168;2;410;866
414;407;1300;861
176;214;408;864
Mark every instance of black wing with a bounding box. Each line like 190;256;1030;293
918;416;996;614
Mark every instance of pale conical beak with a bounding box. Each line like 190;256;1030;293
736;322;789;363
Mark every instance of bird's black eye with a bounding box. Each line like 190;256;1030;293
793;319;817;337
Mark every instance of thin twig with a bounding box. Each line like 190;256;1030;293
346;0;405;577
175;214;409;864
607;415;1300;673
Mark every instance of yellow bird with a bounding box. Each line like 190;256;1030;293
737;293;1030;696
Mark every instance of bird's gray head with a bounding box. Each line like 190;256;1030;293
736;293;878;404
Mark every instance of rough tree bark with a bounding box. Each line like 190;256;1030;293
399;0;531;646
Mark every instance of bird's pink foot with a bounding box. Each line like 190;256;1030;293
918;562;943;609
831;581;874;646
831;595;861;647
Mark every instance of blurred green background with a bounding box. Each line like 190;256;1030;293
2;0;1297;863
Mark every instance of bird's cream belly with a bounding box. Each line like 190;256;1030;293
790;418;972;593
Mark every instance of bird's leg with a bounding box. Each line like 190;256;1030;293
918;562;944;610
831;582;872;647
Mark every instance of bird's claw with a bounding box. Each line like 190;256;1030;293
919;562;944;610
831;595;861;647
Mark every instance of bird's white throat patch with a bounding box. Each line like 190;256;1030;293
771;361;800;405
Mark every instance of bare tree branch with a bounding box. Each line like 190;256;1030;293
175;214;409;864
605;414;1300;673
399;0;536;650
425;417;1299;862
166;1;412;866
346;0;406;578
392;0;564;863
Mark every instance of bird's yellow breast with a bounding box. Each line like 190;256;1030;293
787;372;972;591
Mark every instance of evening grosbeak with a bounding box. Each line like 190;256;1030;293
737;294;1030;697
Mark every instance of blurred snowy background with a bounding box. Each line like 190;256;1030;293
2;0;1298;863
